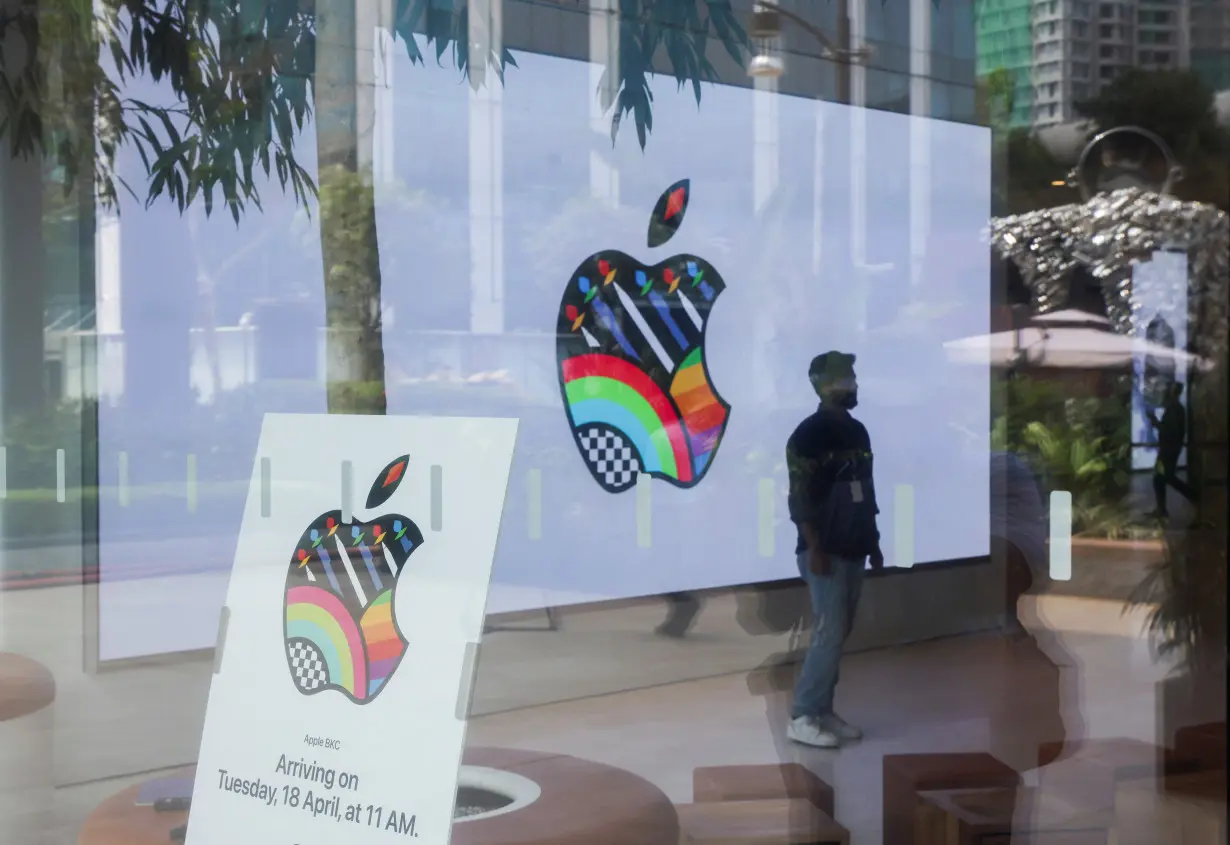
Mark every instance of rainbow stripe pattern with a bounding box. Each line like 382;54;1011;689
359;591;401;697
670;348;728;477
562;354;693;483
556;247;729;493
286;585;367;697
283;507;423;705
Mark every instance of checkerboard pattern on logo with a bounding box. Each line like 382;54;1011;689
287;639;328;692
578;425;640;490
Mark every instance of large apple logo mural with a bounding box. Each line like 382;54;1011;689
556;180;730;493
283;455;425;704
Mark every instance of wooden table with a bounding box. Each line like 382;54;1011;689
692;763;835;818
913;786;1110;845
882;753;1022;845
0;652;55;723
79;748;680;845
676;798;849;844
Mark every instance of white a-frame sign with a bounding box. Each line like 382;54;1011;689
187;414;518;845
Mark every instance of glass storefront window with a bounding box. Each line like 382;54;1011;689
0;0;1225;842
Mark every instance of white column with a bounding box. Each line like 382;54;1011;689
372;2;395;187
468;0;505;334
848;0;888;334
909;0;932;287
589;0;620;206
812;100;825;275
751;75;779;405
354;0;385;175
752;75;779;214
95;211;122;403
95;213;122;334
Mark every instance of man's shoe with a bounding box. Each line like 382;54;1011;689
787;716;841;749
819;713;863;741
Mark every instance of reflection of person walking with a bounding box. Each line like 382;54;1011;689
656;591;702;638
784;352;882;749
1148;382;1195;519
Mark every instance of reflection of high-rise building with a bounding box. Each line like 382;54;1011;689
1191;0;1230;91
976;0;1229;128
975;0;1035;127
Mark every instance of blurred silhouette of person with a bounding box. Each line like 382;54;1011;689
784;352;882;749
737;577;812;760
656;591;702;638
992;449;1048;633
990;445;1083;839
1148;381;1194;519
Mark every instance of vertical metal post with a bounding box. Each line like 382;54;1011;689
835;0;852;105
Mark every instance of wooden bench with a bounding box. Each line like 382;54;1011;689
676;798;849;844
693;764;835;818
1172;722;1226;776
882;753;1021;845
913;786;1110;845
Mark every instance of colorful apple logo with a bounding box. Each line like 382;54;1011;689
283;455;424;705
556;180;730;493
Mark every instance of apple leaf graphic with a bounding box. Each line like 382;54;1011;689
647;179;690;248
366;455;410;509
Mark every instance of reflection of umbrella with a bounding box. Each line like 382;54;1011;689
944;309;1208;369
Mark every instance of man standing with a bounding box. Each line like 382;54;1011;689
785;352;882;748
1149;382;1195;519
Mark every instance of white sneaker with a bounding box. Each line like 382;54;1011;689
787;716;841;749
819;713;863;741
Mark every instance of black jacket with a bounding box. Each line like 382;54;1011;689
786;405;880;557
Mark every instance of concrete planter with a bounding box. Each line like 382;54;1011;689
1044;538;1166;602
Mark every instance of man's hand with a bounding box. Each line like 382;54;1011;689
869;547;885;571
807;545;831;577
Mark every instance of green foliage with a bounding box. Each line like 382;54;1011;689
1000;126;1071;214
980;66;1015;126
4;0;318;220
600;0;748;149
2;0;515;222
1075;68;1230;210
392;0;518;90
1075;68;1226;161
992;376;1144;538
1132;524;1228;671
317;164;387;414
1;0;757;223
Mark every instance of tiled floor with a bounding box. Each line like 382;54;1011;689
42;601;1176;845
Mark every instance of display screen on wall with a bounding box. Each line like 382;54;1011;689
92;41;992;661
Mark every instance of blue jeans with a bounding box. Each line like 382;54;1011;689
791;551;865;719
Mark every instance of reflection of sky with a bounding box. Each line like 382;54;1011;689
98;40;991;658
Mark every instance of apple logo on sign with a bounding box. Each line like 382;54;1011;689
283;455;424;704
556;180;731;494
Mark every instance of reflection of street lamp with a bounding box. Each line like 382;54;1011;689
747;0;873;104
